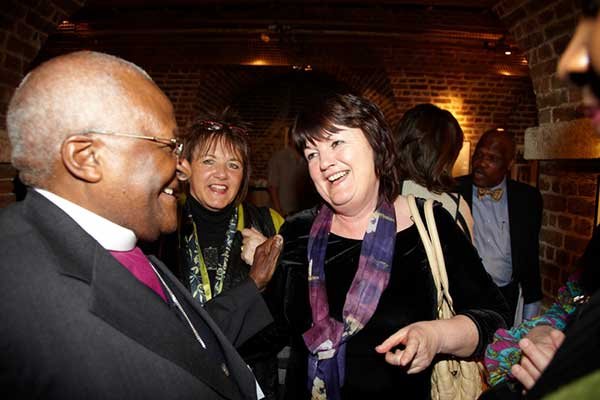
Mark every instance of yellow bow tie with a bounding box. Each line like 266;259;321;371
477;187;503;201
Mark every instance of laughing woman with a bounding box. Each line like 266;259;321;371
277;93;509;399
172;109;286;399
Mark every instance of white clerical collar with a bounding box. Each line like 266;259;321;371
35;188;137;251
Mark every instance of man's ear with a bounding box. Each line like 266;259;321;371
507;158;515;172
61;135;102;183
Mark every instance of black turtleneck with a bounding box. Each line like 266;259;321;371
187;195;236;249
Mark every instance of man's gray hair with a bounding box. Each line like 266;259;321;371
7;51;153;187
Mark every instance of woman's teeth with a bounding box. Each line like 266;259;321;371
162;188;174;196
328;171;348;182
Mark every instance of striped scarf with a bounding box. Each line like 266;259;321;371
303;201;396;400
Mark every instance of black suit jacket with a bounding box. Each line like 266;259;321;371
456;176;543;304
0;190;270;399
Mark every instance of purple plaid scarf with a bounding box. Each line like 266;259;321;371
303;201;396;400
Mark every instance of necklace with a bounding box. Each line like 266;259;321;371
186;204;243;303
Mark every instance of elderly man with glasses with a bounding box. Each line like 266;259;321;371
0;50;282;399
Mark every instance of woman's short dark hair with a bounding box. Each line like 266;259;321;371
183;108;250;206
292;92;399;203
395;103;464;194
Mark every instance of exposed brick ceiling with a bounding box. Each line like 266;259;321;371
41;0;526;75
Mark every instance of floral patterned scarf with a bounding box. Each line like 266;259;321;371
303;201;396;400
180;200;239;304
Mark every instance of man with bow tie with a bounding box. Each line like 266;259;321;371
0;50;282;399
457;129;543;327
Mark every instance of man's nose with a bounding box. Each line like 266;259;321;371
557;20;592;81
472;155;485;168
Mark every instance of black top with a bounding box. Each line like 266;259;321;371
187;197;236;284
276;201;510;399
188;196;235;247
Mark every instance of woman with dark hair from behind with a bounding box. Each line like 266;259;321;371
395;103;474;240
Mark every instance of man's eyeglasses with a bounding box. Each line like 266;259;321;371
197;120;248;137
85;130;184;158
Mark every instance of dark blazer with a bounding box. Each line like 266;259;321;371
0;190;270;399
456;175;543;304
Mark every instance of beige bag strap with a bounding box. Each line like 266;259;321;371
423;197;456;314
407;195;442;306
407;195;455;316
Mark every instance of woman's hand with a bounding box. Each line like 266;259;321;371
375;320;442;373
511;326;565;390
375;315;478;373
248;234;283;291
241;227;268;265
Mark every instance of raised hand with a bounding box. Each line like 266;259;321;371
248;234;283;291
241;227;268;265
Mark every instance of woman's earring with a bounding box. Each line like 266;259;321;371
176;170;189;181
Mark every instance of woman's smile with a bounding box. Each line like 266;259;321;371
327;170;350;183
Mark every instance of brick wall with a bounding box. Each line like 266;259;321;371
148;59;537;183
0;3;560;305
538;161;599;295
150;64;400;183
494;0;583;125
1;0;590;306
495;0;600;304
384;44;538;159
0;1;541;208
0;0;85;205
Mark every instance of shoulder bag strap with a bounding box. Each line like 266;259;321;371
407;195;443;307
423;199;456;315
447;192;461;221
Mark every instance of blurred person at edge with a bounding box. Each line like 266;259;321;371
479;0;600;398
272;92;509;399
0;50;282;399
395;103;474;241
268;127;319;217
